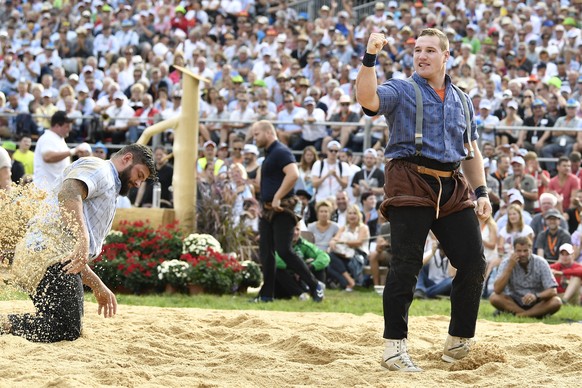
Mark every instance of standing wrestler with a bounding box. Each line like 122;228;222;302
356;28;491;371
252;120;325;302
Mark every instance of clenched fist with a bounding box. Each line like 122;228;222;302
366;33;388;55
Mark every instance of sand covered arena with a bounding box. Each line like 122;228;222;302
1;300;581;387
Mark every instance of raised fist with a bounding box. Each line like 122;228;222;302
366;33;388;55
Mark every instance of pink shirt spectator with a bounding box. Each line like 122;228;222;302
549;174;580;211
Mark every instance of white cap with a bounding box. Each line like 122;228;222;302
507;188;524;205
511;156;525;166
327;140;341;150
243;144;259;156
77;84;89;94
480;99;492;110
507;100;518;110
364;148;377;157
77;142;92;153
559;243;574;254
68;73;79;81
203;140;216;148
113;91;125;100
483;157;491;169
41;90;52;98
82;65;93;73
502;90;513;99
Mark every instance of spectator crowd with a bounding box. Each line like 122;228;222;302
0;0;581;306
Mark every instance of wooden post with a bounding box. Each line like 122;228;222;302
136;66;206;233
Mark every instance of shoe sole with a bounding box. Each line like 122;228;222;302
380;360;423;372
441;354;466;363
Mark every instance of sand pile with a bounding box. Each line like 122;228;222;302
0;300;580;387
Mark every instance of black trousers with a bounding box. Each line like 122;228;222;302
258;211;318;299
274;268;325;299
9;263;84;342
383;177;486;340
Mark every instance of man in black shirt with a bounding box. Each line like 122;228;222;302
252;120;324;302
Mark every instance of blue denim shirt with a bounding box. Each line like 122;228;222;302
365;73;478;163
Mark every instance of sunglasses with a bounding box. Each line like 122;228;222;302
258;105;267;108
341;103;350;106
328;149;339;153
233;147;242;151
284;100;293;103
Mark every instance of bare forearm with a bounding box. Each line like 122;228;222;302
81;265;104;290
43;150;72;164
461;142;486;190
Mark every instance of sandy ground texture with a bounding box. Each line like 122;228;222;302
0;300;581;388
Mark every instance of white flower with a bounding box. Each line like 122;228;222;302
107;230;123;238
157;259;191;282
182;233;222;256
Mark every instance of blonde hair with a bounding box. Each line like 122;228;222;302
419;28;449;52
346;204;364;226
506;204;524;233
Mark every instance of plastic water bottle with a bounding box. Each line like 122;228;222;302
152;182;161;208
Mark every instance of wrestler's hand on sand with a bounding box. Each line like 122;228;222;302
62;241;90;274
475;196;492;221
94;284;118;318
366;33;388;55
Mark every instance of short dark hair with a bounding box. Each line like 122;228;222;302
558;156;570;165
114;144;157;181
513;236;532;248
361;191;375;203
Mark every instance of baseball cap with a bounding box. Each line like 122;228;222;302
532;98;546;107
507;189;525;205
51;111;74;126
92;141;108;154
339;95;351;104
327;140;341;150
479;99;492;110
41;90;52;98
296;189;312;200
566;98;580;108
2;141;17;152
559;243;574;254
511;156;525;166
243;144;259;156
507;100;518;110
82;65;93;73
203;140;216;148
502;90;513;99
113;91;125;100
544;208;563;219
77;84;89;94
303;96;315;105
364;148;377;157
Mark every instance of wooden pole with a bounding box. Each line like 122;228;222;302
137;66;206;233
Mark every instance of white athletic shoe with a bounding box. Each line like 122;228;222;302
441;335;473;363
381;339;423;372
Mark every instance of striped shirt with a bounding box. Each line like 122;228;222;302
54;157;121;260
366;73;478;163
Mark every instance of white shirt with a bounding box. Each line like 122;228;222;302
311;159;351;203
105;103;136;129
33;129;71;191
294;107;327;141
53;158;121;259
0;147;11;169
